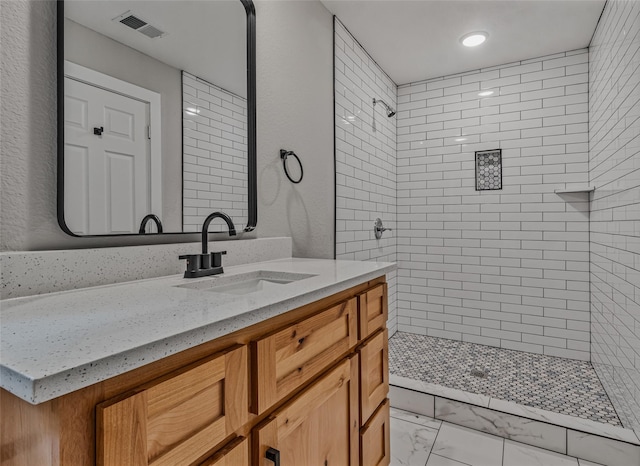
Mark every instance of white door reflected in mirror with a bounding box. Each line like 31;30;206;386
64;62;162;235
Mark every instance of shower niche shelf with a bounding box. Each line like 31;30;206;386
554;186;595;194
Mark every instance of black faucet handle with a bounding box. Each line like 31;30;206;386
211;251;227;268
179;254;201;274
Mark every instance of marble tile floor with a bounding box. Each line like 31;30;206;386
389;332;621;426
390;407;603;466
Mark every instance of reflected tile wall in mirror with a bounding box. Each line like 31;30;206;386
182;72;248;232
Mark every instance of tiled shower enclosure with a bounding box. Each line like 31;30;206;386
396;49;591;361
334;0;640;437
334;18;398;335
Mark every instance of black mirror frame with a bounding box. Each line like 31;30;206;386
56;0;257;236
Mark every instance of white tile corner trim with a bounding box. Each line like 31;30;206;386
334;17;398;336
0;237;292;299
396;48;591;361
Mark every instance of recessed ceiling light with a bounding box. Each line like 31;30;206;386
461;32;488;47
478;90;494;97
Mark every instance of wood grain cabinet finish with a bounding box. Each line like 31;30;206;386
358;328;389;426
96;345;248;466
199;436;249;466
360;399;390;466
252;297;358;415
254;355;360;466
358;284;387;340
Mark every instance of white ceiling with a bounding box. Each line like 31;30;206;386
321;0;605;85
65;1;247;97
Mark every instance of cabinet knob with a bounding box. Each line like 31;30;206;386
266;447;280;466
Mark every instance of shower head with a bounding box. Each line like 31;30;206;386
373;98;396;117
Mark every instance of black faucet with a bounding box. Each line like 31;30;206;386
138;214;163;234
179;212;236;278
201;212;236;253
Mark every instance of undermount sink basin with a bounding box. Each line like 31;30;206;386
176;270;317;295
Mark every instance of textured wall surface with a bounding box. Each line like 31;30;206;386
1;0;65;250
334;19;398;335
254;0;335;259
589;0;640;434
1;0;335;257
182;72;248;232
396;50;591;360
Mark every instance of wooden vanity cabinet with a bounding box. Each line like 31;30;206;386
358;283;387;340
254;355;360;466
96;345;248;466
358;329;389;426
252;297;358;415
0;276;390;466
360;400;391;466
199;436;249;466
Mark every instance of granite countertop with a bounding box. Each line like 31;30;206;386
0;258;395;404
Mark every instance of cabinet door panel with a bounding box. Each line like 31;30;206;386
360;399;390;466
358;284;387;340
253;298;358;414
254;355;359;466
199;436;249;466
98;391;148;466
97;345;248;466
359;328;389;425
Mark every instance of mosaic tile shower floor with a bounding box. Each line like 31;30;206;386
389;332;621;426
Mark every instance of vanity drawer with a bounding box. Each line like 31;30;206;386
97;344;248;466
360;399;390;466
252;297;358;415
358;328;389;425
358;284;387;340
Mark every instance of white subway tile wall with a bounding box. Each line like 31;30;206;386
396;50;591;360
334;19;398;335
589;0;640;434
182;72;248;232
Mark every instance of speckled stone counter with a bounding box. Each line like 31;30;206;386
0;237;292;299
0;258;395;404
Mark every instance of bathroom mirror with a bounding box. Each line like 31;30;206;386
57;0;256;236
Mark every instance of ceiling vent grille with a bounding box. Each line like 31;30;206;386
119;14;147;30
138;25;165;39
113;11;166;39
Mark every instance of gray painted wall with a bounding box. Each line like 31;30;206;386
0;0;335;258
255;1;335;258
